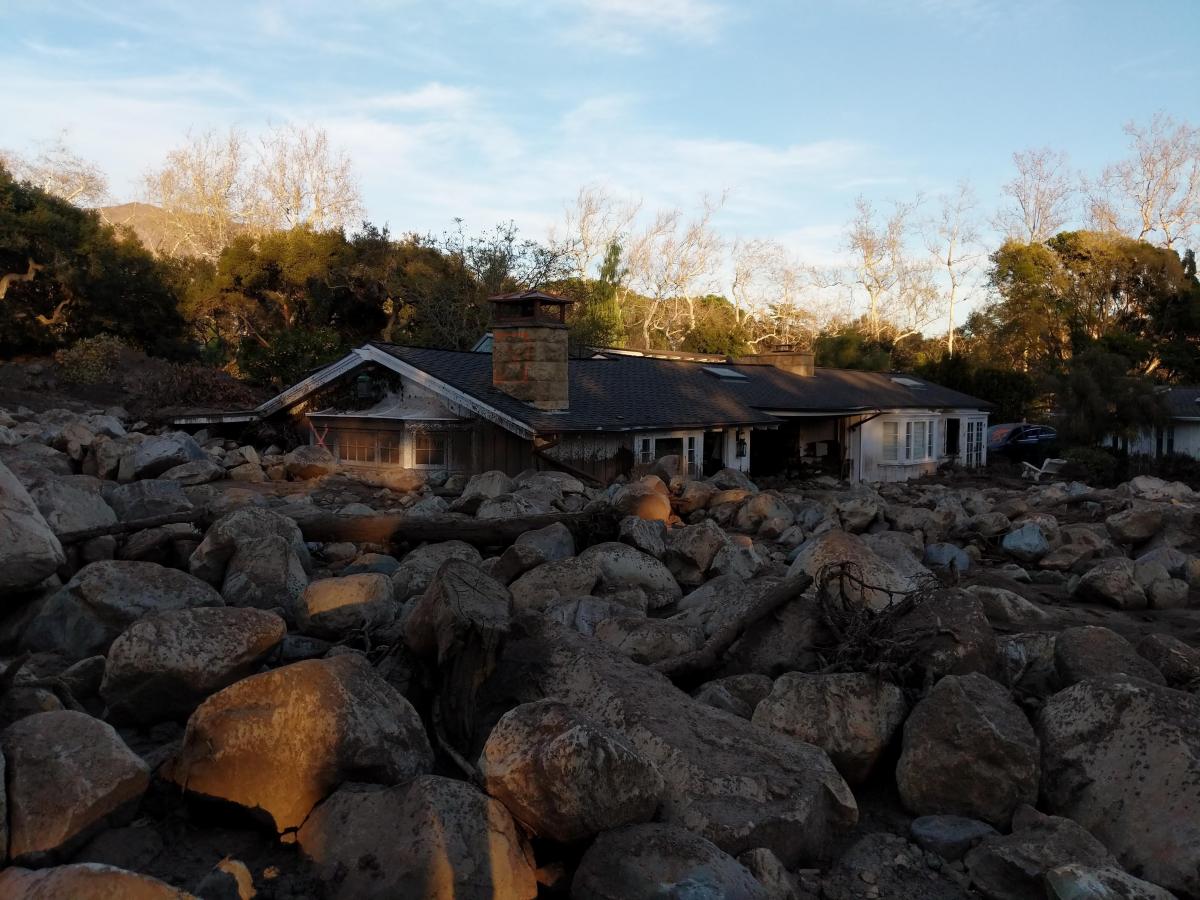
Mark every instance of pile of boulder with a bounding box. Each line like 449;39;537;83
0;403;1199;898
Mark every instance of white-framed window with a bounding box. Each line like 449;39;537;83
883;421;900;462
686;436;697;472
413;432;447;468
965;420;985;468
638;437;653;465
378;433;402;465
338;431;375;463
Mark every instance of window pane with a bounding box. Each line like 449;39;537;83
338;431;375;463
379;434;401;464
905;422;913;460
413;433;446;467
883;422;898;461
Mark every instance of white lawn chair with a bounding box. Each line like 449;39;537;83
1021;457;1067;482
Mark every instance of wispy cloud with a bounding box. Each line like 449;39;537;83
554;0;729;52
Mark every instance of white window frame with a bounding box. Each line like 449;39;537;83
882;416;938;464
412;431;447;469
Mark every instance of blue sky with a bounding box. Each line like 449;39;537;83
2;0;1197;273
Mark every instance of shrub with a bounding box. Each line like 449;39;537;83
1061;446;1119;486
1127;452;1200;490
54;334;131;384
129;360;263;419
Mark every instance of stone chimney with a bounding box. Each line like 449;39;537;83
732;344;815;376
489;290;573;411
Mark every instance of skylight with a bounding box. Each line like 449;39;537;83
890;376;924;388
702;366;748;380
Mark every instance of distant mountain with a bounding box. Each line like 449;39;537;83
97;202;175;255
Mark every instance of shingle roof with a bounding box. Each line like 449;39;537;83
1162;386;1200;419
369;342;991;435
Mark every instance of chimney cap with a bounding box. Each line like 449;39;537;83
489;289;575;327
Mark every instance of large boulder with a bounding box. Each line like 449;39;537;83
391;540;483;601
283;445;338;480
166;654;433;833
579;541;683;609
449;469;513;514
298;776;537;900
593;616;704;664
0;864;191;899
1038;676;1200;897
546;596;642;636
189;507;312;586
1044;864;1176;900
493;521;576;583
1138;632;1200;688
1105;506;1164;545
404;558;511;662
161;458;226;485
753;673;907;785
572;823;767;900
22;561;223;659
220;534;309;615
896;673;1039;828
664;519;729;586
2;711;150;865
1054;626;1165;688
963;804;1115;900
509;556;601;613
733;491;794;534
296;573;397;639
1001;522;1052;563
788;529;926;610
1072;558;1147;610
130;432;205;479
479;699;664;842
483;616;857;865
107;479;193;521
0;460;66;592
28;475;116;537
822;832;971;900
892;588;998;679
100;607;286;724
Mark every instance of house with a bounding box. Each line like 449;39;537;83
174;291;991;484
1125;386;1200;459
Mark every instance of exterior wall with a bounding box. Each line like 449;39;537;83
630;429;710;476
491;324;569;410
543;433;633;483
1129;421;1200;458
852;409;988;483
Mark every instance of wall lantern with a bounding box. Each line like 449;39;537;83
355;373;375;399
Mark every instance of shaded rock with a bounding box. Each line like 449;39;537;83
671;573;752;636
0;864;191;899
738;847;803;900
221;534;309;614
0;460;65;592
822;832;971;900
572;823;767;900
391;540;482;601
580;541;683;609
967;584;1053;627
107;479;193;521
997;632;1058;699
719;590;828;677
676;480;716;515
23;561;224;659
664;519;729;585
450;469;513;514
963;805;1114;900
1001;522;1051;563
509;556;601;613
1054;626;1165;688
593;616;704;664
734;491;794;533
711;467;758;492
193;858;255;900
166;654;433;833
1138;632;1200;688
297;573;396;639
341;552;400;577
753;672;907;785
835;495;879;533
1038;676;1200;897
909;815;998;862
495;521;576;582
924;542;971;572
28;475;116;537
131;433;205;479
619;515;667;559
692;673;774;719
404;558;511;662
1105;506;1163;545
892;588;998;679
298;776;537;900
161;459;225;485
283;445;337;480
484;616;857;865
3;710;150;865
1072;558;1147;610
227;461;265;483
545;596;641;636
190;507;312;586
710;541;764;580
896;672;1039;828
479;699;665;842
789;529;925;610
1044;863;1176;900
101;607;286;724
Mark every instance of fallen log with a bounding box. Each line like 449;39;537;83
55;509;209;545
286;507;615;548
652;572;813;684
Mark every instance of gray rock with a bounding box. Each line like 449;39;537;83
572;823;767;900
910;815;998;861
619;515;667;559
0;460;65;592
692;673;774;719
100;607;286;723
160;459;226;485
924;542;971;572
449;469;513;513
22;561;224;659
580;541;683;609
107;479;192;521
480;699;665;842
509;556;602;613
1105;506;1163;545
283;445;337;480
545;596;642;636
28;475;116;537
189;507;312;586
822;832;971;900
3;711;150;865
1072;558;1147;610
1001;522;1051;563
298;777;536;899
1054;626;1165;688
1137;632;1200;688
391;540;483;601
1044;863;1176;900
221;534;309;615
665;519;730;585
790;529;927;610
297;573;397;639
130;432;205;479
896;672;1039;828
593;616;704;664
494;521;576;582
753;672;907;785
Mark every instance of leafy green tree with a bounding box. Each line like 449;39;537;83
1054;346;1166;446
0;163;187;357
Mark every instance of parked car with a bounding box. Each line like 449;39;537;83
988;423;1058;458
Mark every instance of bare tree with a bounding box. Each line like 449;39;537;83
926;180;982;355
1087;113;1200;249
995;147;1075;243
551;184;641;280
144;123;363;261
1;134;109;206
143;128;248;261
844;195;923;341
248;124;363;232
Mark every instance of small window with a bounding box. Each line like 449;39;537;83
413;432;446;467
701;366;748;380
927;420;935;458
883;421;899;462
912;421;926;461
338;431;375;463
890;376;924;388
379;433;402;465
